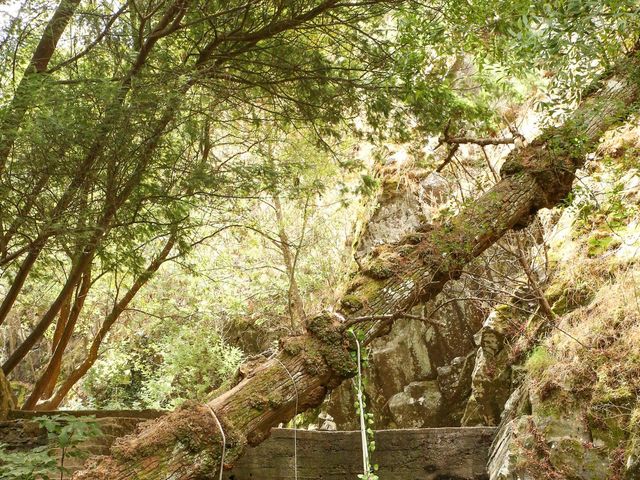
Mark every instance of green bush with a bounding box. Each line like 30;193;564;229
0;415;102;480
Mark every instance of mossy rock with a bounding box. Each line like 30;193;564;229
549;284;596;316
548;438;610;480
588;416;628;450
526;346;554;377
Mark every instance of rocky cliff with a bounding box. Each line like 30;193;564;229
318;117;640;479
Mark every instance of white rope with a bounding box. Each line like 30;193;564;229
351;330;370;476
205;403;226;480
274;357;299;480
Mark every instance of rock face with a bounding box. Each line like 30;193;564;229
321;157;521;429
484;133;640;480
462;301;530;427
387;380;443;428
322;262;492;428
488;387;620;480
318;134;537;430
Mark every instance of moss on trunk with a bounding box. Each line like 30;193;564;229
74;49;640;480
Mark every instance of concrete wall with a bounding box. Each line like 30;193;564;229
224;427;496;480
0;413;495;479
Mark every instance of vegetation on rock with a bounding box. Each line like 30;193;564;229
0;0;640;478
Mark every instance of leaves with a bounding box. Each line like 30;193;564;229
0;416;102;480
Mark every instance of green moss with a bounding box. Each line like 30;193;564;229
302;343;325;375
359;277;384;297
306;313;357;379
307;313;340;341
551;295;569;317
380;178;400;201
340;294;364;312
535;398;564;418
558;435;614;479
526;346;555;377
365;259;395;279
340;276;385;313
281;337;304;356
545;278;568;306
549;283;596;316
249;394;269;411
268;392;285;408
592;384;635;406
587;233;620;257
630;407;640;432
590;418;628;450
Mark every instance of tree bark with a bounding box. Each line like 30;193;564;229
72;48;640;480
40;283;75;399
23;265;91;409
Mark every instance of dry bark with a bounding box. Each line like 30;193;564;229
72;52;640;479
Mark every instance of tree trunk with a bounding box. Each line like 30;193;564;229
72;49;640;479
23;265;91;409
0;246;44;327
40;285;75;399
38;235;176;410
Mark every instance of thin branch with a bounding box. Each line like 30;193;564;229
340;310;446;331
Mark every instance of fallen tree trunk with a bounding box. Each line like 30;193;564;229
73;50;640;479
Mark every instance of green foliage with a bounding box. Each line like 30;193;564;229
0;415;102;480
472;0;640;106
0;446;56;480
80;324;243;409
143;328;244;407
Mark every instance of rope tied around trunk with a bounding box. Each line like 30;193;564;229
205;403;226;480
273;356;299;480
